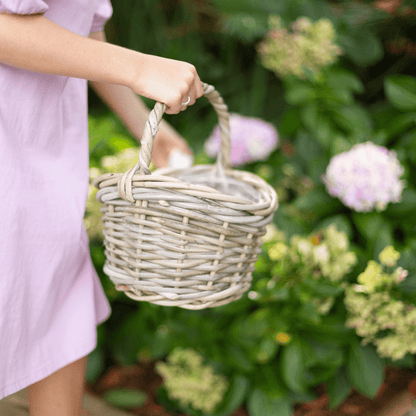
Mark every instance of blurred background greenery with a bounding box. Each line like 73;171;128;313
86;1;416;415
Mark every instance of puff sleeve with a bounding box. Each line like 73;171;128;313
90;0;113;33
0;0;48;14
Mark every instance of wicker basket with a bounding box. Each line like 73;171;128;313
93;83;278;310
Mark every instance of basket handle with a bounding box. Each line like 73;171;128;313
119;83;231;189
117;83;232;202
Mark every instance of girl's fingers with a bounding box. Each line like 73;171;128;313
166;89;195;114
179;79;202;111
156;64;203;114
132;55;205;114
194;73;204;98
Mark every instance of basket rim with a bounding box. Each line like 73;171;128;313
93;164;278;215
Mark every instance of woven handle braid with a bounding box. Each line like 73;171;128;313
118;83;231;202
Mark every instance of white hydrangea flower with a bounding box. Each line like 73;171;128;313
322;141;405;212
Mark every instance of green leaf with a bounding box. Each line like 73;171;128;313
244;308;271;338
111;312;144;365
339;29;384;67
156;386;180;414
386;113;416;138
307;155;331;184
226;343;255;373
330;136;353;156
373;227;394;260
352;212;388;244
253;364;289;400
332;105;373;138
300;106;334;150
102;388;147;409
307;340;345;367
280;342;307;394
385;188;416;217
327;367;352;409
210;0;282;15
247;389;292;416
312;281;343;297
347;342;384;398
280;107;302;136
108;135;136;152
295;130;323;163
385;75;416;111
383;353;415;368
256;338;279;363
326;69;364;94
297;302;320;325
224;13;269;43
285;83;317;106
305;365;340;387
85;348;105;384
293;188;343;217
305;315;354;346
398;274;416;294
212;375;250;416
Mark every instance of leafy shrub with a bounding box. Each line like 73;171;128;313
345;246;416;361
86;1;416;415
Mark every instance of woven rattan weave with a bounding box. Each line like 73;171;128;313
93;83;278;309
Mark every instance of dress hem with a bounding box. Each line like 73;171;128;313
0;308;111;401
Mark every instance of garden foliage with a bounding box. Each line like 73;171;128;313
87;0;416;414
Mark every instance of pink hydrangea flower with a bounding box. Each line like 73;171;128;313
204;113;279;166
322;141;405;212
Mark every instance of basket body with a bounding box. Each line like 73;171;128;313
95;166;276;309
93;83;278;309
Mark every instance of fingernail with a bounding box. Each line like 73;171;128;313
168;149;194;169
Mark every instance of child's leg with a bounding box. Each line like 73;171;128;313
27;355;88;416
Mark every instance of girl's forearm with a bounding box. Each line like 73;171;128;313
0;12;203;114
88;31;183;142
0;13;138;87
90;80;183;142
90;80;149;140
90;77;194;168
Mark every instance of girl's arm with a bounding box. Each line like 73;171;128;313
0;13;203;114
88;31;193;168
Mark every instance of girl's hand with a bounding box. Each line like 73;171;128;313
131;53;204;114
152;129;193;169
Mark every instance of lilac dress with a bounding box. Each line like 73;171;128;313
0;0;112;399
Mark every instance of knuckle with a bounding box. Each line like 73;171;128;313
171;92;182;103
188;63;197;74
179;82;189;94
185;70;195;81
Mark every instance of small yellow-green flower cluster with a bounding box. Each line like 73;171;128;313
155;348;229;414
258;16;342;79
287;224;357;283
264;224;357;315
84;147;142;240
356;246;406;293
344;246;416;361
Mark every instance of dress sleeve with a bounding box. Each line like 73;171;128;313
0;0;49;14
90;0;113;33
